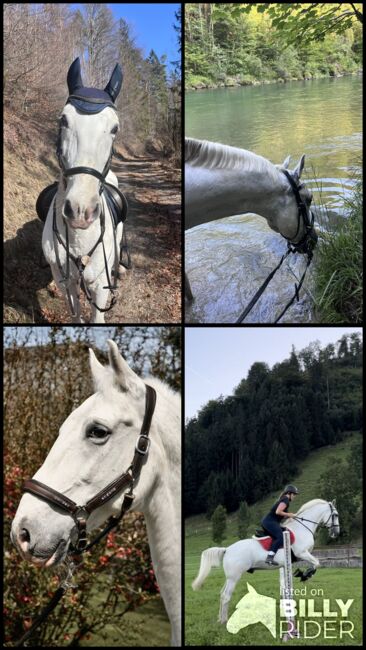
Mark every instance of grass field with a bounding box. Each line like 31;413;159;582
185;564;362;645
185;432;362;645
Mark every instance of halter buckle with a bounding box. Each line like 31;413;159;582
135;435;150;456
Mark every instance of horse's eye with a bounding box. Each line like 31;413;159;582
111;125;118;135
87;425;110;440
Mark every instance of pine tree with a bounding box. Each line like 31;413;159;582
212;504;227;543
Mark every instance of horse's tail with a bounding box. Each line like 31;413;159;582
192;547;226;591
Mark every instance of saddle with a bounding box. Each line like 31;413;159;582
36;181;128;228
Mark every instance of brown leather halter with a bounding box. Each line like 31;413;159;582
22;383;156;555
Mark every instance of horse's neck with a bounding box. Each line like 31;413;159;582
144;388;181;529
295;503;326;533
140;384;181;644
143;455;181;645
185;165;289;232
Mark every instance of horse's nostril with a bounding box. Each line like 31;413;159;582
63;198;74;219
19;528;30;543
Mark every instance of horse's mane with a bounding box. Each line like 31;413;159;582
144;376;181;468
185;137;281;184
295;498;329;516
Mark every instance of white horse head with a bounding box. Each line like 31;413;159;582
185;138;315;245
58;103;119;229
11;339;181;644
11;340;175;567
57;57;122;229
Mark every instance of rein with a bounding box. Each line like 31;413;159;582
288;503;339;541
236;169;317;324
52;183;120;316
13;384;156;647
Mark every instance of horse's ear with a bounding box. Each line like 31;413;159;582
89;348;105;389
282;155;291;169
293;154;305;181
107;339;141;393
67;57;83;95
104;63;123;102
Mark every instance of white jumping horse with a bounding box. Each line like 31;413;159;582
11;340;181;646
42;58;125;323
192;499;339;624
185;137;317;303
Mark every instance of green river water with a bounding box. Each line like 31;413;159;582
185;76;362;323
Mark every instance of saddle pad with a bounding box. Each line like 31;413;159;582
104;185;128;226
36;182;58;223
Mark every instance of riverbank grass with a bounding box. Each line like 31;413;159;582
314;178;362;324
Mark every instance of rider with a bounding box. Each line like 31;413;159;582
261;485;299;565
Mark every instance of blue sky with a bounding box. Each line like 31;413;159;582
185;327;363;420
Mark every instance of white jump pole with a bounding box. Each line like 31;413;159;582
280;530;299;641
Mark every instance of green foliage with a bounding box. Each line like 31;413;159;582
238;501;250;539
186;432;363;642
185;334;362;517
314;175;362;323
186;431;361;540
185;3;362;88
211;505;227;544
318;437;363;542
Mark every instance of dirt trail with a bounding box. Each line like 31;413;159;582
4;149;181;324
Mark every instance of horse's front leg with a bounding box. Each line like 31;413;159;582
49;263;83;323
68;283;83;323
295;550;320;570
88;280;111;323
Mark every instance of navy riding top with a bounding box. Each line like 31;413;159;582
268;496;290;522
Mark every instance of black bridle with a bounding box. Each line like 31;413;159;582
14;384;156;647
290;501;339;540
280;169;316;256
53;95;129;316
236;170;317;324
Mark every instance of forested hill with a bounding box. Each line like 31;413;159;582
185;333;362;517
185;3;362;89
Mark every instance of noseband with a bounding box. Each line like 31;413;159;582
22;384;156;555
